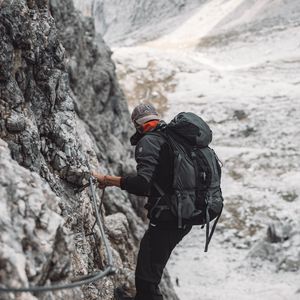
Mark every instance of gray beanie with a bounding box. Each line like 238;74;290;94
131;103;159;125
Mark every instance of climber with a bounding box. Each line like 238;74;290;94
92;103;192;300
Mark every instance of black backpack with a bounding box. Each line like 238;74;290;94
152;112;224;252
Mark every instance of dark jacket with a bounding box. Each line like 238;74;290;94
121;122;175;221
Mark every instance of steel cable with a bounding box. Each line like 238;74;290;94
0;177;115;293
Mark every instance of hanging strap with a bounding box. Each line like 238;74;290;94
204;203;210;252
204;205;223;252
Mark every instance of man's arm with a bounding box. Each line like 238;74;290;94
93;134;164;194
92;172;121;188
92;171;150;195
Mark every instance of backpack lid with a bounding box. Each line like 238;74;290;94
168;112;212;147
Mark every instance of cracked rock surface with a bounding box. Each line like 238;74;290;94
0;0;178;299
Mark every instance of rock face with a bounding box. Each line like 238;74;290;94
0;0;178;299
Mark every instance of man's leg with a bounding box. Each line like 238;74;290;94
134;225;192;300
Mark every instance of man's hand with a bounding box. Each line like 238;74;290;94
92;171;107;189
91;171;121;189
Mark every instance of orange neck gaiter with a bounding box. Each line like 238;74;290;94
142;120;160;133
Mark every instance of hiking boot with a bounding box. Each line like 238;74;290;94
114;287;134;300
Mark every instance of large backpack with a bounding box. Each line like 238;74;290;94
151;112;224;252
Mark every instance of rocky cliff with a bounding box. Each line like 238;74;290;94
0;0;177;299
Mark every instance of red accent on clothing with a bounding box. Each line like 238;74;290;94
142;120;160;133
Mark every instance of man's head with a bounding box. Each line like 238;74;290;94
131;103;159;129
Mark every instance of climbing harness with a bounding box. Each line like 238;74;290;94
0;177;115;293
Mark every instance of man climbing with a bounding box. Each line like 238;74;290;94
93;103;223;300
92;103;192;300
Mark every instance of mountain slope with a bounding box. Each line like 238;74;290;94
102;0;300;299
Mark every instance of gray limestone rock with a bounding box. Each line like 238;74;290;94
248;221;300;272
0;139;66;299
0;0;177;299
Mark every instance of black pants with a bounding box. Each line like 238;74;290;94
134;224;192;300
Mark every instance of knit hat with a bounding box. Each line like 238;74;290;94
131;103;159;125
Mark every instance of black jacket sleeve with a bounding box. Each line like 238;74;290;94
120;175;150;196
121;134;165;196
